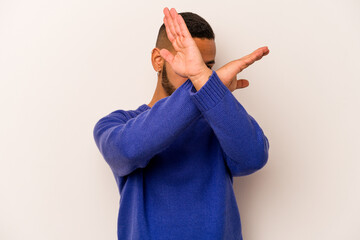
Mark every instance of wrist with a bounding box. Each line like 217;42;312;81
189;68;213;91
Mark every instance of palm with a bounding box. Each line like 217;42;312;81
160;8;207;79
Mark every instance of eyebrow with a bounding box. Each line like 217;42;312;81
205;60;215;65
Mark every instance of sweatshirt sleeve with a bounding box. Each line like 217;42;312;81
93;79;201;177
188;70;269;177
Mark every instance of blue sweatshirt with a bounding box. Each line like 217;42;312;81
93;70;269;240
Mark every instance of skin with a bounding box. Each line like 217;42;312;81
148;38;216;106
148;7;270;108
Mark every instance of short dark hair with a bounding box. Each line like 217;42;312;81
155;12;215;50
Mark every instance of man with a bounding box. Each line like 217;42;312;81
93;7;270;240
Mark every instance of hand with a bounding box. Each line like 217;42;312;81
159;7;211;83
216;46;270;92
160;7;270;92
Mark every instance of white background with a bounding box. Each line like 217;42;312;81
1;0;359;239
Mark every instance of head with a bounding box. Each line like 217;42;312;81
151;12;216;96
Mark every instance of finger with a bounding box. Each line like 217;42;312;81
163;8;176;40
245;48;266;62
244;47;269;62
263;46;270;55
216;47;269;82
176;14;192;38
164;16;181;51
236;79;249;89
163;7;177;41
159;48;174;65
175;37;184;49
163;17;175;42
169;8;182;37
237;47;269;71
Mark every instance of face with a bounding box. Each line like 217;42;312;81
161;38;216;96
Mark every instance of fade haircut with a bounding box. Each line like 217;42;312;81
155;12;215;51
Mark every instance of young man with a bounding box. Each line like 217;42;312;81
93;7;270;240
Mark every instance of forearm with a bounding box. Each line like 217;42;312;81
93;79;201;177
189;71;269;176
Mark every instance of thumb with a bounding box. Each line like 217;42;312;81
236;79;249;89
160;49;174;65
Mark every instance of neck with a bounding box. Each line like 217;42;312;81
147;76;169;108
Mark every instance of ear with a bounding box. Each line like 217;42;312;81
151;48;164;73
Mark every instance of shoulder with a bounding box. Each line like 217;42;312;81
102;109;140;125
95;104;148;129
102;104;148;122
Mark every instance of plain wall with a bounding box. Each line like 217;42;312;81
1;0;359;239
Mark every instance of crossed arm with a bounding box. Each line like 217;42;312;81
161;7;270;175
93;7;270;177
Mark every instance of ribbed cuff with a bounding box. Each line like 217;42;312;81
189;70;229;112
181;78;194;91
